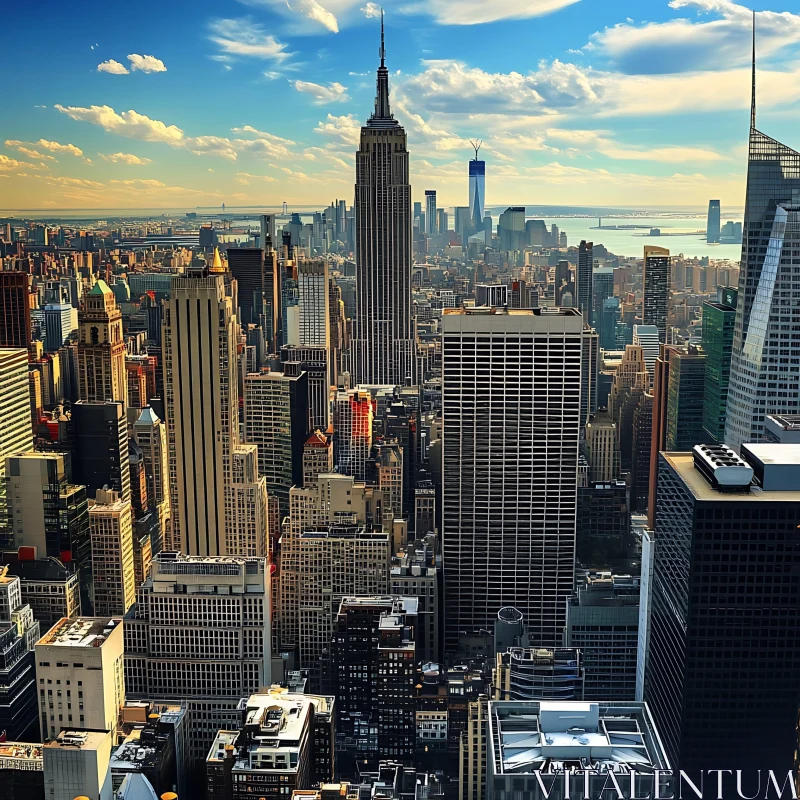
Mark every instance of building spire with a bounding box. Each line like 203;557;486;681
751;9;756;130
368;7;396;126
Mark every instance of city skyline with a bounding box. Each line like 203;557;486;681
4;1;800;210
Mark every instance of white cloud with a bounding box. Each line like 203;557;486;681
314;113;361;145
5;141;56;161
97;59;129;75
291;80;349;104
109;178;166;186
238;0;340;33
127;54;167;73
401;0;580;26
361;2;381;18
45;175;105;188
231;125;296;145
55;103;297;161
209;18;293;63
0;155;27;171
291;0;339;32
590;0;800;74
35;139;83;157
55;104;185;146
235;172;277;184
100;152;153;165
348;70;369;76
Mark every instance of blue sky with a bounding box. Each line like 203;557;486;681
2;0;800;210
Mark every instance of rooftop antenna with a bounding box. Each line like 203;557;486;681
470;139;483;160
380;8;385;68
751;9;756;129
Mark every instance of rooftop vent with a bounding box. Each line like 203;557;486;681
692;444;753;491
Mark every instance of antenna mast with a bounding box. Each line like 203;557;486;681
470;139;483;160
751;9;756;129
380;8;385;67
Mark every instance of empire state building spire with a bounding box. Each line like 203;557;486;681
352;10;415;387
368;9;398;128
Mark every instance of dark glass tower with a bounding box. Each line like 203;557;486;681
725;23;800;448
701;288;737;442
646;447;800;773
353;13;414;386
576;240;593;324
706;199;721;243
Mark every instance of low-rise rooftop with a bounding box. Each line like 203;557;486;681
37;616;121;647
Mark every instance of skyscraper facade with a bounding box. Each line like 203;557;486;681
352;19;415;387
227;248;264;327
724;69;800;448
642;246;670;344
425;190;437;235
576;240;593;324
77;280;126;407
441;308;582;651
706;199;721;243
0;349;33;525
162;270;237;556
0;272;31;349
469;158;485;228
701;288;737;442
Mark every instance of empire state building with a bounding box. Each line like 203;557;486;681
352;14;415;386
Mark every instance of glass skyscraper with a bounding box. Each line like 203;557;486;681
468;158;485;228
724;65;800;448
701;287;737;442
706;199;721;243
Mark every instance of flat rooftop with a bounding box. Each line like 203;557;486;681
45;730;110;751
37;616;121;647
663;452;800;502
490;701;668;774
0;742;43;766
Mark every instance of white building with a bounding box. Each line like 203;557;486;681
124;551;270;762
36;617;125;740
633;324;660;376
441;308;583;651
132;407;171;550
43;729;114;800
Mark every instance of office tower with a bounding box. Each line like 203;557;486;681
281;346;331;432
229;444;269;557
576;480;630;571
459;695;488;800
43;730;114;800
132;407;171;550
581;327;599;425
553;260;573;306
296;260;330;348
390;534;439;664
497;207;525;251
352;20;415;387
724;70;800;445
35;616;125;740
124;551;270;764
6;453;91;609
0;272;31;348
3;557;81;631
487;702;670;798
642;246;670;343
333;389;373;481
565;574;639;701
425;190;437;235
279;473;381;652
706;199;721;243
0;572;38;740
206;689;334;800
71;400;131;503
88;489;135;617
441;308;582;651
77;280;126;406
646;445;800;771
591;265;614;328
227;247;264;327
475;284;508;308
469;156;485;228
584;416;618;482
630;391;653;513
493;648;583;702
632;323;659;375
162;270;237;556
0;349;33;525
328;596;416;770
576;240;593;323
297;524;391;677
368;441;403;526
665;345;708;451
42;303;77;353
244;366;309;513
599;297;620;350
302;431;333;486
414;483;435;537
437;208;448;234
701;288;737;442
